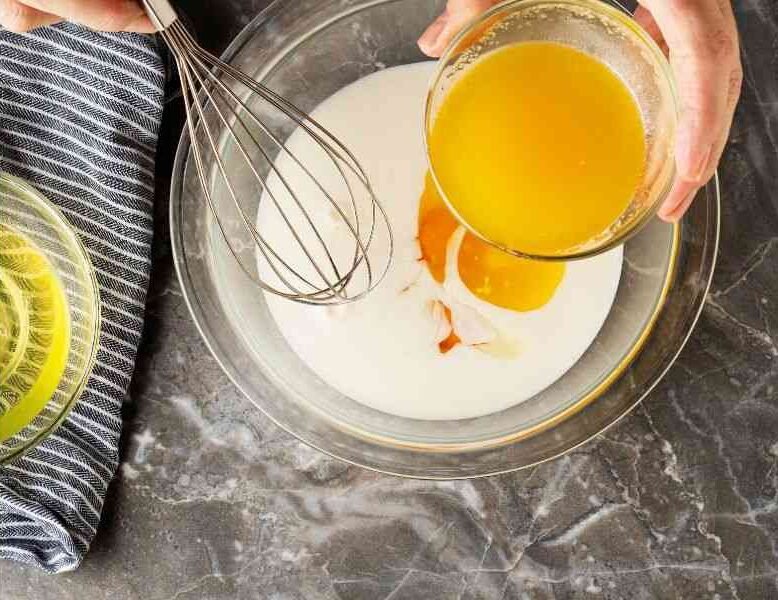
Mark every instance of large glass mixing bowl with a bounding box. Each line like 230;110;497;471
170;0;719;478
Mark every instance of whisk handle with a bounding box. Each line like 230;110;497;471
140;0;179;31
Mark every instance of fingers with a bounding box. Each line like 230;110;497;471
418;0;499;57
14;0;154;32
639;0;741;221
0;0;60;32
657;177;700;222
658;58;741;222
418;11;449;56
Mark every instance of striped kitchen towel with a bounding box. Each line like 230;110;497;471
0;23;163;572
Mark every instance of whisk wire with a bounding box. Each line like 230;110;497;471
186;40;385;294
151;7;393;305
168;25;350;299
179;39;362;294
165;30;313;299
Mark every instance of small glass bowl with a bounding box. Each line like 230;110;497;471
424;0;679;260
0;172;101;464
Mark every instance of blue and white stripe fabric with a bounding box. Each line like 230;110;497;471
0;23;163;573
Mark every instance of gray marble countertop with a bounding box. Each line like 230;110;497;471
2;0;778;598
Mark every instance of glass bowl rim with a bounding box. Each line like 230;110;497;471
0;171;102;465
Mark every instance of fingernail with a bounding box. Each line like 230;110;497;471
418;13;448;55
658;176;692;218
660;189;697;222
688;146;711;182
677;132;711;183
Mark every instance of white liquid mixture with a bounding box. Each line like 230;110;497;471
260;62;623;420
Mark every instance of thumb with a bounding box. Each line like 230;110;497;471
418;0;499;57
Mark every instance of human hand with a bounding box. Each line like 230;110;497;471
418;0;743;223
0;0;154;33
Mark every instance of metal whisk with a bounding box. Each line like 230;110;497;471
142;0;393;305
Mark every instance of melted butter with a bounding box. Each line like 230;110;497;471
428;41;646;256
418;174;565;313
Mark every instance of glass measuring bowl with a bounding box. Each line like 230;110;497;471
424;0;679;260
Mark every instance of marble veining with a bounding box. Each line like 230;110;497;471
1;0;777;598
